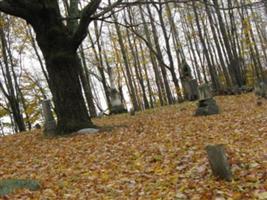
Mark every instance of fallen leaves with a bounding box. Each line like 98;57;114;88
0;93;266;199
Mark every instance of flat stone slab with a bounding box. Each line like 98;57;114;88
77;128;99;134
0;179;41;197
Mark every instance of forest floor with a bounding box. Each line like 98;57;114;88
0;93;267;199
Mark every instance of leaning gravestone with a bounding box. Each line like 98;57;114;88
181;60;198;101
205;144;232;181
195;83;219;116
42;99;57;135
0;179;41;197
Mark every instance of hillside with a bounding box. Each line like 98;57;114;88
0;94;266;199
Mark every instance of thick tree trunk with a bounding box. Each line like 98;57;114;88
44;49;93;133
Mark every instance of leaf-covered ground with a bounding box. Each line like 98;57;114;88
0;94;266;199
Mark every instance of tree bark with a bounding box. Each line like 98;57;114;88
30;21;93;134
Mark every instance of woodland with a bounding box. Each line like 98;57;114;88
0;0;266;199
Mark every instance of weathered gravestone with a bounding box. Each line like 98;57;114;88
198;83;212;100
41;99;56;135
110;88;127;114
205;144;232;181
195;83;219;116
34;123;41;129
181;61;198;101
255;81;267;98
196;85;218;115
0;179;41;197
129;108;135;116
195;98;219;116
183;80;199;101
109;67;127;114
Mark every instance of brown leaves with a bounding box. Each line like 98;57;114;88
0;94;266;199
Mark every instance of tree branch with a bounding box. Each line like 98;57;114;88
0;1;28;18
72;0;102;49
0;0;43;19
91;0;123;19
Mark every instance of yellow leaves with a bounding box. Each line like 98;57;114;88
41;189;57;199
256;192;267;200
0;94;267;199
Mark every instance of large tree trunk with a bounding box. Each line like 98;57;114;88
0;0;101;134
23;2;95;134
33;26;93;134
44;48;93;133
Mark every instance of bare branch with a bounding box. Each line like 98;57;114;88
72;0;102;49
91;0;123;19
0;1;28;18
0;0;43;19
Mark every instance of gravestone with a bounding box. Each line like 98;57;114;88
109;68;127;114
231;85;242;95
255;81;267;98
181;61;198;101
198;83;212;100
129;108;135;116
110;88;127;114
195;83;219;116
41;99;56;135
195;98;219;116
34;123;41;129
0;179;41;197
205;144;232;181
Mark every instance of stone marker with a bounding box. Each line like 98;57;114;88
34;123;41;129
195;83;219;116
110;88;127;114
231;85;242;95
198;83;212;100
195;98;219;116
129;108;135;116
183;79;199;101
205;144;232;181
255;81;267;98
41;99;56;135
77;128;99;134
109;67;127;114
181;60;199;101
0;179;41;197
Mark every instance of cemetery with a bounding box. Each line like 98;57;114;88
0;0;266;199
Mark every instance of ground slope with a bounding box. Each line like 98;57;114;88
0;94;266;199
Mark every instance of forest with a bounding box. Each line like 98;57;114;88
0;0;266;199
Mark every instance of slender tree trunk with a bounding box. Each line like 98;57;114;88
112;13;140;111
156;3;181;101
192;2;221;91
138;4;165;106
139;42;154;108
146;4;174;104
204;1;231;87
79;45;97;117
0;26;26;132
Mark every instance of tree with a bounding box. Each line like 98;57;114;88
0;1;112;134
0;16;26;132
